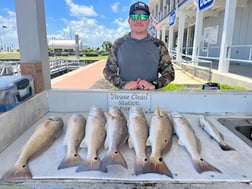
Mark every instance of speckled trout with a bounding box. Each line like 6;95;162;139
58;113;86;169
170;112;222;174
145;106;173;178
76;105;107;172
2;117;64;180
101;106;128;169
128;106;149;175
199;115;235;151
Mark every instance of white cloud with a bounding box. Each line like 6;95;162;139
0;9;18;49
47;1;131;48
0;1;133;49
65;0;97;17
111;2;120;13
113;18;129;28
48;16;130;48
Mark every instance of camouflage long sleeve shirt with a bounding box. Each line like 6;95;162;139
103;33;175;89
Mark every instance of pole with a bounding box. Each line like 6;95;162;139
2;25;7;51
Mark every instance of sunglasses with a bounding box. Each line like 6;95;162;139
130;13;149;21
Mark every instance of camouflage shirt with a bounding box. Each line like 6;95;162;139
103;33;175;89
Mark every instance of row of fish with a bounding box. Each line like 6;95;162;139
2;105;235;181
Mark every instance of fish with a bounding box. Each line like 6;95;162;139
76;105;107;172
145;106;173;178
2;117;64;180
170;112;222;174
128;106;149;175
58;113;86;170
101;106;128;169
199;115;235;151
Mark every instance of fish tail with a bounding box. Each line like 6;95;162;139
192;158;222;174
144;157;173;178
75;158;107;173
101;150;128;169
219;143;235;151
2;164;32;181
57;153;83;170
134;156;148;176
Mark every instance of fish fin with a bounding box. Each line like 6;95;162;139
198;117;204;129
128;136;133;149
101;150;128;169
144;157;173;178
156;106;161;117
2;164;32;181
195;135;201;154
57;153;83;170
76;158;107;173
121;134;129;146
177;139;184;146
104;136;109;149
146;137;151;146
219;143;236;151
192;158;222;174
104;112;114;120
80;138;87;148
219;132;225;141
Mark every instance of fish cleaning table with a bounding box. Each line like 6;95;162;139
0;89;252;189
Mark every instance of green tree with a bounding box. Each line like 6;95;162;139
102;41;112;52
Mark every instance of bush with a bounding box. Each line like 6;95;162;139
219;84;245;90
85;52;99;57
100;51;109;56
61;52;69;56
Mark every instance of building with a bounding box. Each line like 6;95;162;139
148;0;252;73
48;39;82;51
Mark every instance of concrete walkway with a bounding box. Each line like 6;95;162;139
51;60;206;89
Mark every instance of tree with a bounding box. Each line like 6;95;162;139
102;41;112;52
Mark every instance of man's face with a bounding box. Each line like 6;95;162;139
128;10;150;35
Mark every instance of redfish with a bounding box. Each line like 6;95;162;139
145;106;173;178
58;114;86;169
170;112;222;174
76;106;107;172
2;117;63;180
101;106;128;169
128;106;149;175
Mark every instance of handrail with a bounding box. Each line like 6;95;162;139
181;45;252;63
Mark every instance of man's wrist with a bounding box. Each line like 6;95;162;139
151;81;158;89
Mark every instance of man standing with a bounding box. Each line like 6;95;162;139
103;1;175;90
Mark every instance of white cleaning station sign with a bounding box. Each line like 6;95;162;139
108;92;151;113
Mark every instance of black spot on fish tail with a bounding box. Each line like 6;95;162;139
101;150;128;169
134;157;149;176
143;157;173;178
75;158;107;173
2;164;32;181
192;158;222;174
219;143;236;151
57;153;83;170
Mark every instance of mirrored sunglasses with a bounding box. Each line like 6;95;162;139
130;13;149;21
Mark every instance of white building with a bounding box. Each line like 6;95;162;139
149;0;252;73
48;40;82;51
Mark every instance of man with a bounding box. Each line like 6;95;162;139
103;1;175;90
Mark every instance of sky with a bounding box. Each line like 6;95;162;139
0;0;149;49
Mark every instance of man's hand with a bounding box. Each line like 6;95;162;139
124;80;139;90
124;79;155;90
137;79;155;90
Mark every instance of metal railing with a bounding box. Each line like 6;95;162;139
193;45;252;63
170;48;213;81
0;59;83;77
